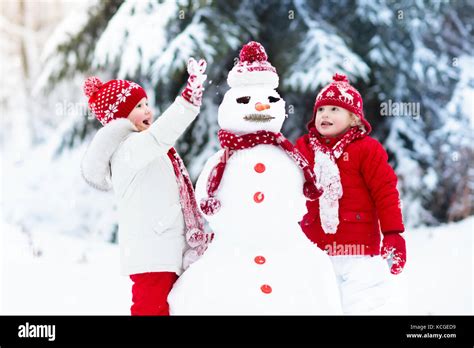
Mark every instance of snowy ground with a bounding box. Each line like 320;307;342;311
0;221;131;315
0;217;472;315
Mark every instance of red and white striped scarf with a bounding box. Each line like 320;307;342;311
167;148;213;269
308;127;365;233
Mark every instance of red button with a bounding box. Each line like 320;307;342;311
254;256;266;264
261;284;272;294
254;163;266;173
254;192;264;203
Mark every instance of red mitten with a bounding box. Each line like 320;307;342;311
381;232;406;275
181;57;207;107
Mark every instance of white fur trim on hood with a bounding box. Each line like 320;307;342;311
81;118;137;191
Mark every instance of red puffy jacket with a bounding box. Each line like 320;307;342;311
295;132;404;256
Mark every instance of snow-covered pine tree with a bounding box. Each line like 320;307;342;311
349;0;474;225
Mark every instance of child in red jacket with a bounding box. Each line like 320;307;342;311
295;73;406;314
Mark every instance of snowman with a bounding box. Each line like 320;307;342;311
168;42;342;314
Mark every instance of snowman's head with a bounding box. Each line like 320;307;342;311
218;86;286;134
219;41;286;134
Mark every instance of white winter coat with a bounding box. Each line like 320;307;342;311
81;96;199;276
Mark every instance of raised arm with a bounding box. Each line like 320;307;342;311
124;58;207;172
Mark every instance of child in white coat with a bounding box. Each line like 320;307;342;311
81;58;209;315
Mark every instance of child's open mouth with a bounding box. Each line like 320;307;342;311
320;121;333;127
143;119;151;126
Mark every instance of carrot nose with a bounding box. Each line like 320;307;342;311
255;102;271;111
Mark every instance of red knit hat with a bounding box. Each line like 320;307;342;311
307;73;371;134
227;41;279;89
83;76;147;126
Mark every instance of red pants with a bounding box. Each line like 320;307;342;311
129;272;178;316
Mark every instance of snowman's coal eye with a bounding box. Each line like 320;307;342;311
268;96;280;103
236;96;251;104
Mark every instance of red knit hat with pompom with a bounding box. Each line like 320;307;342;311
227;41;279;89
83;76;147;126
307;73;371;134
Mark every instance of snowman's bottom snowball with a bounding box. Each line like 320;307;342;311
168;243;343;315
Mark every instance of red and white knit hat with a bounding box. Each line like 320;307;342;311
83;76;147;126
307;73;372;134
227;41;279;89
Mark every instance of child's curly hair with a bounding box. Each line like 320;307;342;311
350;113;367;132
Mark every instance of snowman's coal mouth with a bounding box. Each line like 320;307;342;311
243;114;275;123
